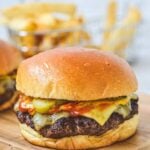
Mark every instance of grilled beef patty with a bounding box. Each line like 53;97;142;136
0;70;16;105
16;98;138;138
0;79;15;105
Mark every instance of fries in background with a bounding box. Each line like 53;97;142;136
101;0;141;58
103;0;117;42
1;3;76;22
1;3;90;58
0;1;141;59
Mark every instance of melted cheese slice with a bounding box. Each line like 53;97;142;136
82;97;130;126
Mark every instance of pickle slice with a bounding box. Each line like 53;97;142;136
33;99;55;114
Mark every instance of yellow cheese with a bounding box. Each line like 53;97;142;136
83;97;130;126
0;85;5;94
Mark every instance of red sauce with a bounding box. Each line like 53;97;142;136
48;107;59;114
18;95;116;116
98;102;114;111
18;94;35;114
48;102;93;116
58;102;93;116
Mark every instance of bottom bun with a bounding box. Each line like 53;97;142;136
0;91;19;111
20;114;139;150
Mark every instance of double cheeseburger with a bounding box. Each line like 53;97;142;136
14;47;138;149
0;40;22;111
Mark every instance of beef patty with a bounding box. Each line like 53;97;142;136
0;70;16;105
16;98;138;139
0;78;16;105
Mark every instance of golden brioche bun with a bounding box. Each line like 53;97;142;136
0;39;22;75
17;47;137;101
0;91;19;111
20;114;139;150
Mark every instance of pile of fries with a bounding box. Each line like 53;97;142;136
101;0;142;58
0;3;90;57
0;1;141;59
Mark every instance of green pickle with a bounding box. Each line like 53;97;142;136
115;104;130;118
33;99;55;114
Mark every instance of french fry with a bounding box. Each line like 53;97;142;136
102;0;117;42
60;16;83;29
39;35;54;50
19;35;35;47
79;31;91;41
123;6;141;25
1;3;76;22
36;14;59;30
9;18;37;31
102;5;141;57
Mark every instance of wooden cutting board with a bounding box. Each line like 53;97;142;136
0;94;150;150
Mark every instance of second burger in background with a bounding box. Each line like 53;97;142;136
14;47;138;149
0;40;22;111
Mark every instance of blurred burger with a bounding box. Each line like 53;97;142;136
0;40;22;111
14;47;138;149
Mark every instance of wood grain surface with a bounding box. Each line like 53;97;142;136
0;94;150;150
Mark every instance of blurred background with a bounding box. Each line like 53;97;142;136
0;0;149;93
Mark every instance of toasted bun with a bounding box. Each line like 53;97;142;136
20;114;138;150
0;40;22;75
0;91;19;111
17;47;137;101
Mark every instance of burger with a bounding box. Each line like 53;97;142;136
0;40;22;111
14;47;138;149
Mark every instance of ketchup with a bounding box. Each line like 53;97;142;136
51;102;93;116
18;95;35;114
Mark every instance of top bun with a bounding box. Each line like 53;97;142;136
0;40;22;75
16;47;137;101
